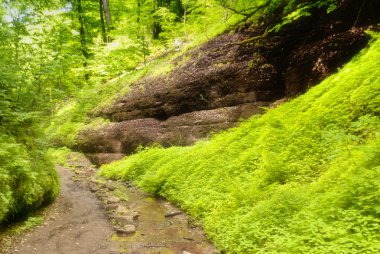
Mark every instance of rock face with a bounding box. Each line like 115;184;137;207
75;0;380;165
77;103;268;160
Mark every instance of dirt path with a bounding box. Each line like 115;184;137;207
10;166;118;254
9;154;217;254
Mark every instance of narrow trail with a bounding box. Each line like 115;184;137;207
11;166;118;254
10;154;217;254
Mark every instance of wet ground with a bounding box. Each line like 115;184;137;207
9;166;118;254
7;154;217;254
114;185;216;254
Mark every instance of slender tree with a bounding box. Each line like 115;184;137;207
99;0;107;42
74;0;89;80
101;0;112;31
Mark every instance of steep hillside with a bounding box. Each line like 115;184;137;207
75;0;380;165
100;33;380;253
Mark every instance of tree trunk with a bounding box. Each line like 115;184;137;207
183;6;187;38
99;0;107;43
101;0;112;31
76;0;89;80
152;0;164;39
175;0;184;17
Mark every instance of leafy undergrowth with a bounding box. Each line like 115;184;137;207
100;33;380;253
0;133;59;223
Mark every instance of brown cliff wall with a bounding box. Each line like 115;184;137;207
75;0;380;165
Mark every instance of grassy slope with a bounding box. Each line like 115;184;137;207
100;33;380;253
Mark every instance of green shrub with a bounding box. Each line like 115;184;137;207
100;33;380;253
47;147;72;166
0;133;59;223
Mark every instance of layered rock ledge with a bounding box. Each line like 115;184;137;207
74;0;380;165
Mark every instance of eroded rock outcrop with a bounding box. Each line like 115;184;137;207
75;0;380;165
78;103;268;165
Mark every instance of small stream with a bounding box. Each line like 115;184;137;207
70;152;218;254
112;185;217;254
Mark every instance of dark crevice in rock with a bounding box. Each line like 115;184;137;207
74;0;380;165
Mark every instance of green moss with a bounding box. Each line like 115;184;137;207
10;216;44;234
100;33;380;253
112;187;129;203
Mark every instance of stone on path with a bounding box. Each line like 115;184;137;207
114;205;129;215
165;211;183;218
89;183;99;193
115;225;136;235
130;211;139;219
114;215;134;225
106;196;121;204
106;181;117;191
105;204;119;211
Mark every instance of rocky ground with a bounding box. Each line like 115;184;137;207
2;153;216;254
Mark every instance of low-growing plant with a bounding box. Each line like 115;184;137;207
100;33;380;253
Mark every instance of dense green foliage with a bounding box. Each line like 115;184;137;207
0;133;59;222
100;34;380;253
0;0;60;223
